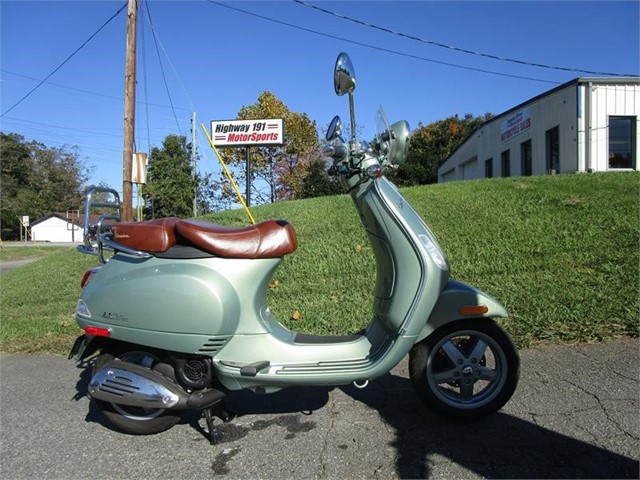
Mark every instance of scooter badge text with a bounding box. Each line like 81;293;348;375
102;311;128;322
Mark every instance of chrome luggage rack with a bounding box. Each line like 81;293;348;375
77;186;151;263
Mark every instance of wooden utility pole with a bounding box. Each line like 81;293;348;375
122;0;137;221
192;111;197;217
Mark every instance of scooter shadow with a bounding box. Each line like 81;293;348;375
214;373;639;479
74;364;638;479
340;373;639;479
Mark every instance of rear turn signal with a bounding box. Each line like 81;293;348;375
83;326;111;337
459;305;489;316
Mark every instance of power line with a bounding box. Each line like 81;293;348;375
138;2;152;154
2;116;123;138
143;0;182;135
139;0;212;168
0;2;128;118
1;70;191;112
206;1;560;85
293;0;635;78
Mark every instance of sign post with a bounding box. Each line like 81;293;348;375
17;216;29;242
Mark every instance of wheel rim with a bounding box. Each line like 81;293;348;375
426;329;508;410
110;351;165;421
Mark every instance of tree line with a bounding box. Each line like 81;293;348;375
1;132;90;240
1;91;492;239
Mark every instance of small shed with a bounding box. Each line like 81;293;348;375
30;213;83;243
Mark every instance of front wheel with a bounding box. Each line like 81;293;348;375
409;318;519;419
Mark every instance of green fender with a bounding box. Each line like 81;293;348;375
416;280;509;342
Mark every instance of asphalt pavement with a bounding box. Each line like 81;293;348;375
0;258;41;273
0;337;638;479
0;242;78;272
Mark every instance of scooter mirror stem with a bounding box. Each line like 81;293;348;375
348;91;357;145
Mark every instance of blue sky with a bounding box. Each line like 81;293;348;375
1;1;638;196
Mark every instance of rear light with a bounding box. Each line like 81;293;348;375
83;326;111;337
81;267;101;288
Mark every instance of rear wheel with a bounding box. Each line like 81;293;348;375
409;318;519;418
92;350;184;435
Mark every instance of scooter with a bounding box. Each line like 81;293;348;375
70;52;519;442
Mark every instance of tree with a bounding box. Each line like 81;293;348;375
0;132;90;240
300;158;342;199
195;171;236;215
220;91;321;203
143;135;196;219
388;113;494;186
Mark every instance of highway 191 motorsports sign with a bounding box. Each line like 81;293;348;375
211;118;284;147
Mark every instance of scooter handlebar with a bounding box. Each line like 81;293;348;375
322;144;348;160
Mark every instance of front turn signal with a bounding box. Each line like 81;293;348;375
459;305;489;316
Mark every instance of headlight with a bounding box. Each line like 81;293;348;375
388;120;411;165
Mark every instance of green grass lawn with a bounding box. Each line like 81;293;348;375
1;172;638;354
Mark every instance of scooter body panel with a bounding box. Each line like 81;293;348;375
356;177;450;338
77;254;282;353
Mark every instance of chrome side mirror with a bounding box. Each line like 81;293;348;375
333;52;357;144
334;53;356;96
326;115;343;141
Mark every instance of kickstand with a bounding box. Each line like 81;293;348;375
203;407;224;445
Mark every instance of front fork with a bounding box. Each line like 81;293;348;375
417;279;509;342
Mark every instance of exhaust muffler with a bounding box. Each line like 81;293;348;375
89;359;224;410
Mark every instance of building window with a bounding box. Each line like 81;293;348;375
546;126;559;173
609;116;636;169
501;150;510;177
485;158;493;178
521;140;532;176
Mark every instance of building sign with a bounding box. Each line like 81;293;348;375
211;118;284;147
501;108;532;142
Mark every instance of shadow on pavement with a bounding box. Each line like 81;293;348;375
73;361;638;479
342;373;639;479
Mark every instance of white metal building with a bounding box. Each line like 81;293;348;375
438;77;640;182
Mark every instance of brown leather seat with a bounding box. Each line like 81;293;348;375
112;217;179;253
111;217;298;258
175;219;298;259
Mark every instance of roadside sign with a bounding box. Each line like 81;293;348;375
211;118;283;147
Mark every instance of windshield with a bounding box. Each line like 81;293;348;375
374;106;397;164
374;106;389;142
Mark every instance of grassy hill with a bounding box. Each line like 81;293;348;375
1;172;638;354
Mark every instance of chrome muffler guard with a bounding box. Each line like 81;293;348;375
89;359;224;410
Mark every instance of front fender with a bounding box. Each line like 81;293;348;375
417;280;508;342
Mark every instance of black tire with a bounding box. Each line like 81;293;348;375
92;350;184;435
409;318;519;419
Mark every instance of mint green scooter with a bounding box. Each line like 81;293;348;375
70;52;519;442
